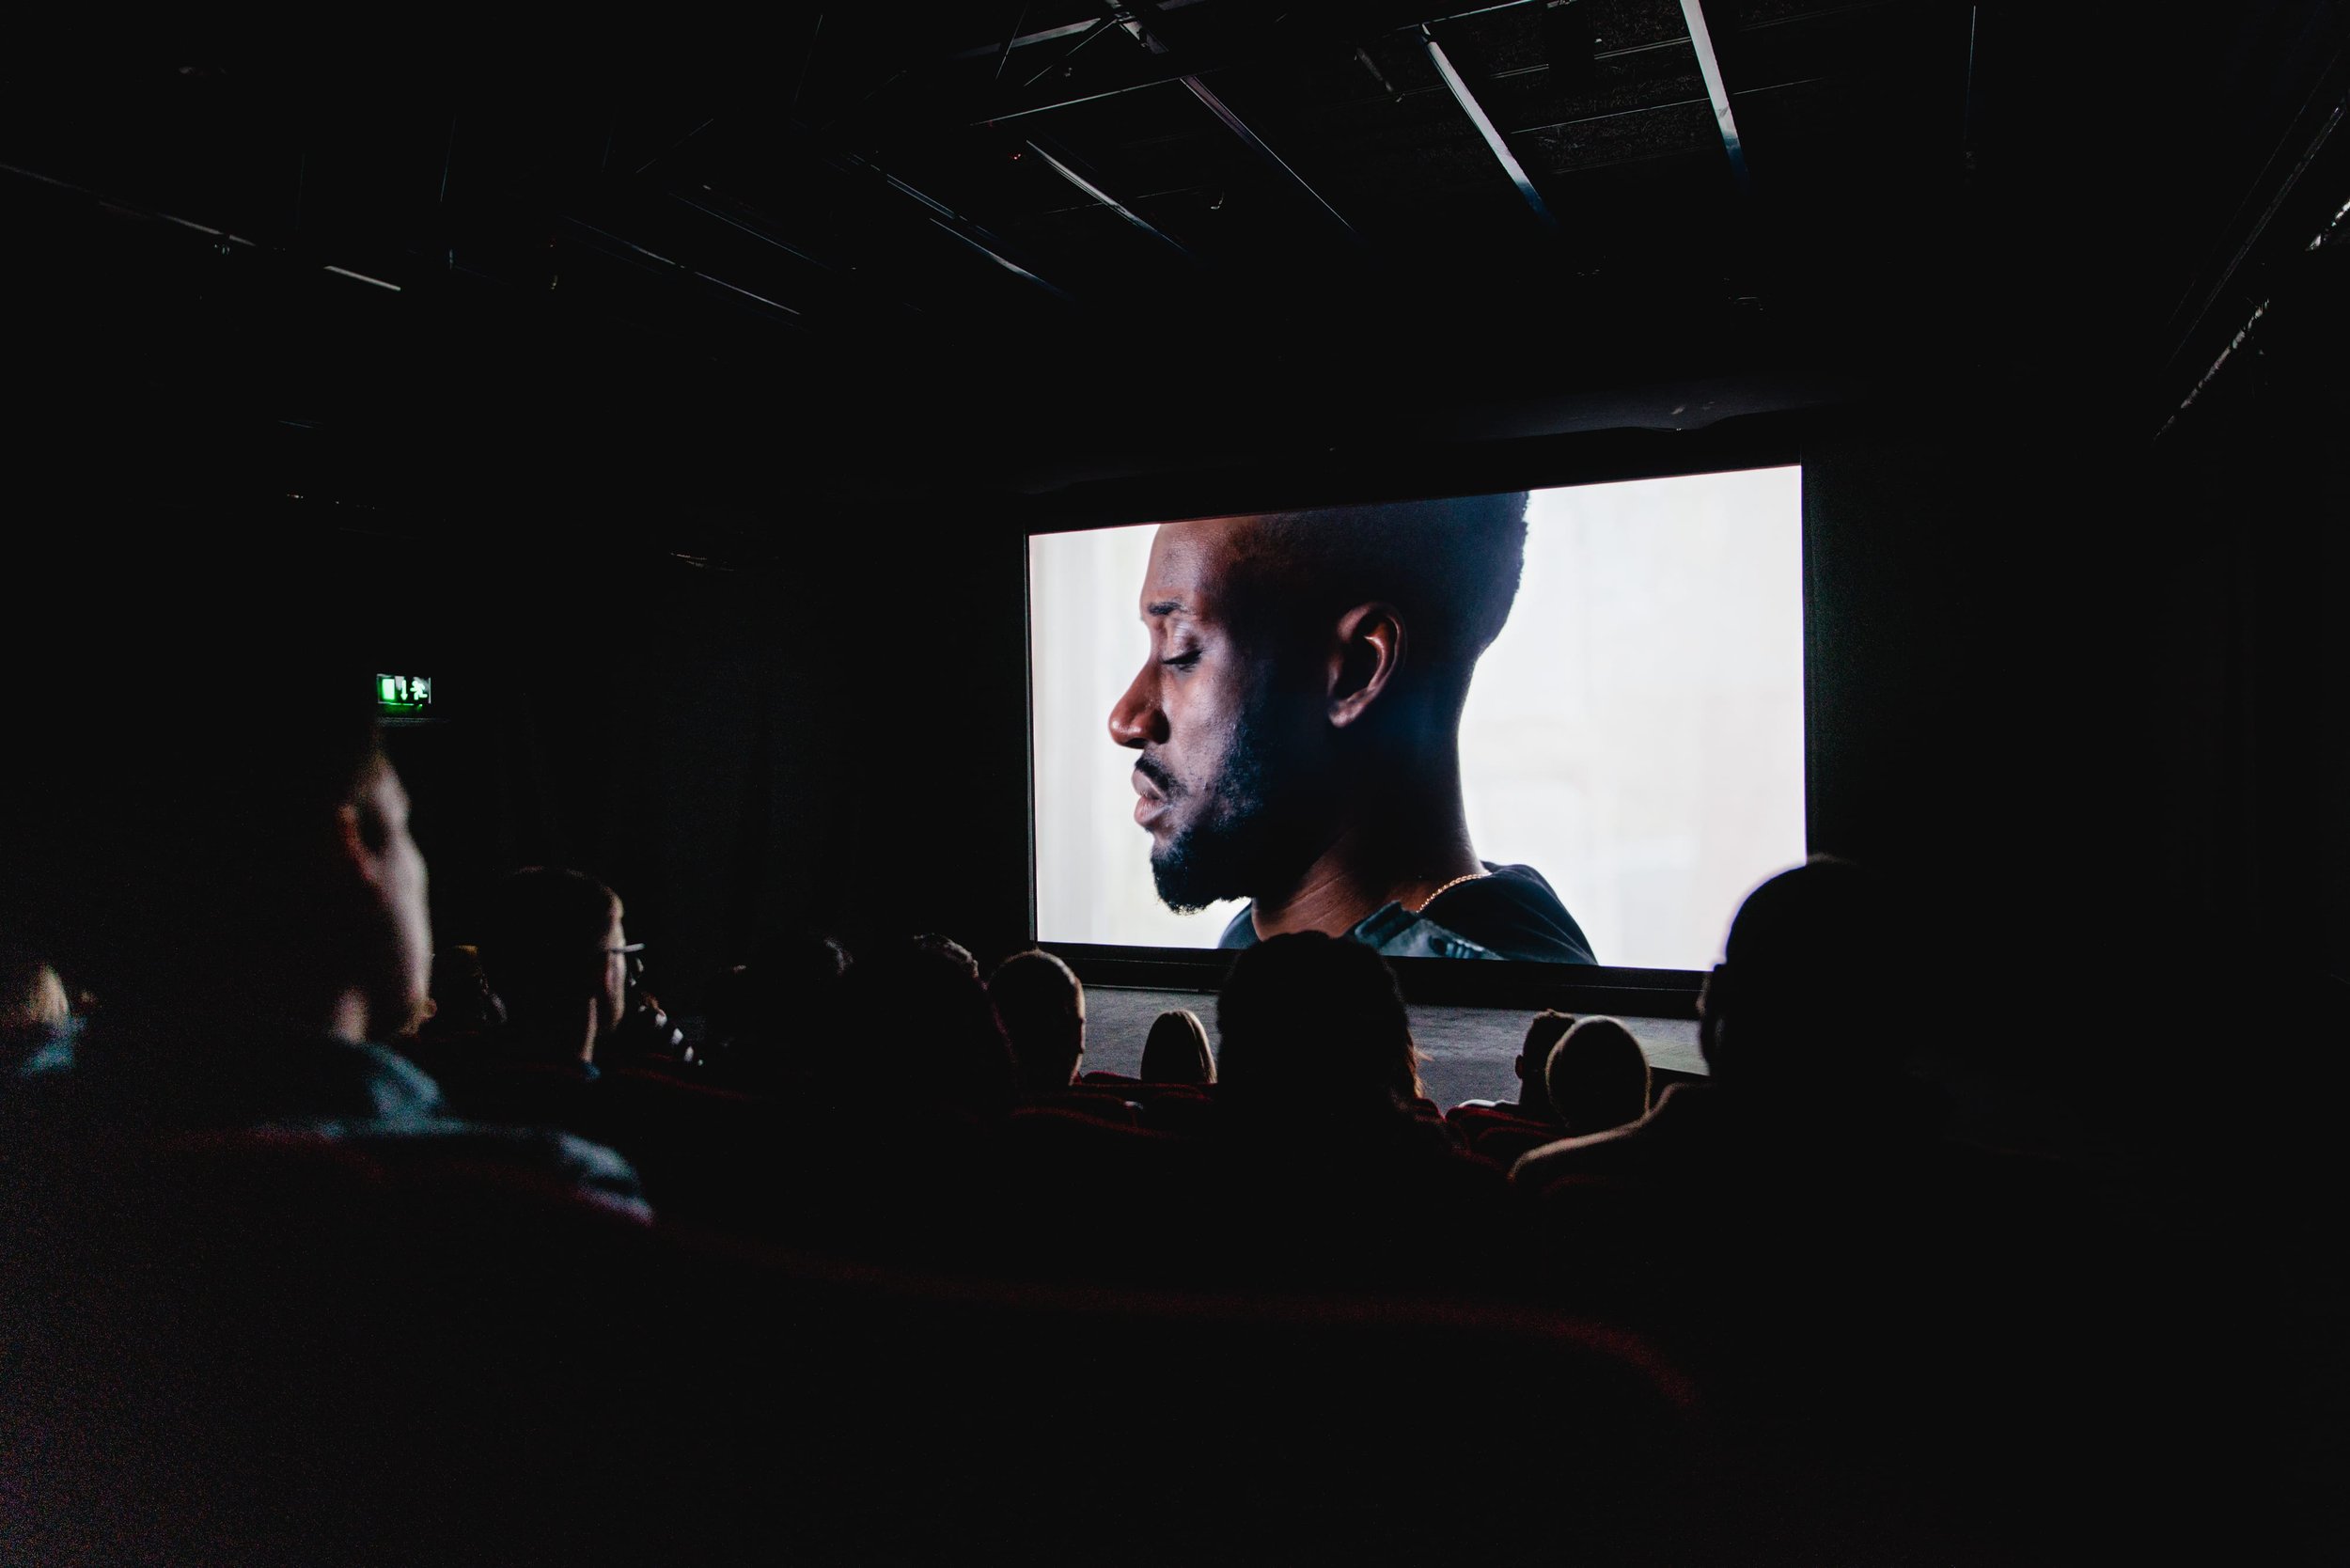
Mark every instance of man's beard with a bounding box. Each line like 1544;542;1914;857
1144;712;1279;916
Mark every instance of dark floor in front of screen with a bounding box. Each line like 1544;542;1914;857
1082;986;1705;1109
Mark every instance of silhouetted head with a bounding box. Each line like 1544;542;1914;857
1512;1011;1575;1120
1544;1016;1651;1137
1700;857;1903;1094
478;869;627;1066
5;673;431;1044
1139;1008;1215;1085
0;939;69;1034
421;944;503;1036
772;931;854;1000
708;932;852;1089
990;949;1086;1093
839;934;1015;1119
1216;933;1422;1118
1110;494;1529;912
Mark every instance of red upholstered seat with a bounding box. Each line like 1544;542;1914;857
1028;1089;1140;1128
1447;1104;1557;1158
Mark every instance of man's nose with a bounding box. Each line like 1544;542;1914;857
1107;665;1166;750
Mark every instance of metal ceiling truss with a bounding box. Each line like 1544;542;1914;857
1120;4;1361;243
1022;133;1199;261
555;215;806;327
969;4;1553;126
619;0;1786;322
620;101;1082;306
810;137;1079;301
948;0;1214;60
1676;0;1752;190
1418;24;1559;230
1018;16;1120;89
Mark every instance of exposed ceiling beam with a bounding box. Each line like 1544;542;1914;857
952;14;1102;59
971;2;1897;128
948;1;1213;60
1419;26;1558;230
666;187;844;274
811;137;1078;301
973;36;1241;126
1024;134;1199;261
991;6;1032;82
1677;0;1751;190
968;6;1391;127
663;183;932;325
555;215;806;327
1120;8;1360;243
616;110;1077;310
1018;15;1119;90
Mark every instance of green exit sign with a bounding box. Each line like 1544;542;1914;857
377;674;432;713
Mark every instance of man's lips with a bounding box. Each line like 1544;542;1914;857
1132;765;1170;829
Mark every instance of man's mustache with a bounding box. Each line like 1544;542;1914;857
1135;755;1182;797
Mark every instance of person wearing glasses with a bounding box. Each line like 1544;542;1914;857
0;672;643;1213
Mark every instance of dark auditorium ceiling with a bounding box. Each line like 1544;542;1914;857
5;4;2345;513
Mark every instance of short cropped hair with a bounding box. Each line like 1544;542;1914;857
989;949;1085;1091
1543;1016;1650;1137
838;934;1015;1117
1709;856;1903;1088
1217;933;1421;1111
1233;492;1529;674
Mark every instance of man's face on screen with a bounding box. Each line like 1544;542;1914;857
1107;520;1316;913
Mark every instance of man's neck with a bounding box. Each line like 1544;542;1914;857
1247;780;1483;941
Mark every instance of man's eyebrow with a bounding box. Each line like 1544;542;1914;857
1144;599;1187;618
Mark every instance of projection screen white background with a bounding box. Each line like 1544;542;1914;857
1029;465;1807;970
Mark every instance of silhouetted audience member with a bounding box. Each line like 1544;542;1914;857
990;949;1086;1093
0;676;641;1208
1138;1008;1215;1085
1;938;73;1073
1514;856;1914;1193
420;943;504;1038
1205;933;1516;1292
1546;1016;1650;1137
706;932;852;1093
1;941;68;1032
913;933;981;979
1444;1011;1575;1165
1508;1010;1574;1121
1216;932;1427;1122
838;934;1014;1121
478;868;631;1074
1505;864;2228;1556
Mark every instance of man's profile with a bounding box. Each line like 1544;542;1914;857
1106;494;1595;964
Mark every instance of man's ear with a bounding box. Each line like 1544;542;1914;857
1328;602;1406;728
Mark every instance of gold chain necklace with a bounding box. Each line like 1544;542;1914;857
1414;869;1489;914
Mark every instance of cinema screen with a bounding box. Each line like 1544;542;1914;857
1027;465;1807;972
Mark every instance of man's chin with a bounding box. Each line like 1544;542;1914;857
1150;847;1242;916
